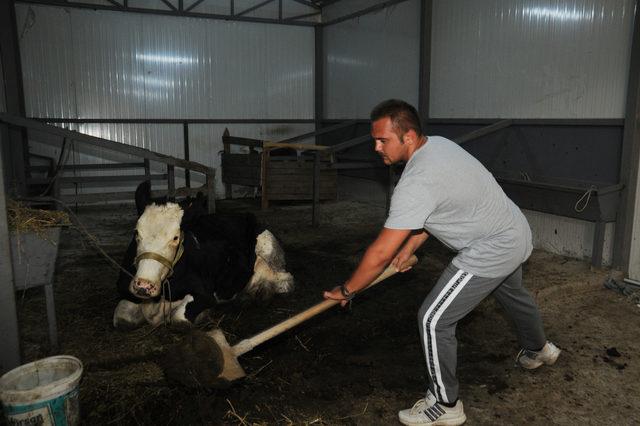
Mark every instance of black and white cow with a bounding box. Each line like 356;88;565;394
113;183;294;329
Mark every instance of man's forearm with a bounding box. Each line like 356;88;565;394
403;229;429;253
342;228;413;294
343;245;392;294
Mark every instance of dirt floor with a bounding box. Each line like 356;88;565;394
8;198;640;425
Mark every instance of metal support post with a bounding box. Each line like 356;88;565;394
0;129;22;373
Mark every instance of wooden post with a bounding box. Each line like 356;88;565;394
44;283;58;352
591;221;606;268
261;147;270;210
206;168;216;213
223;128;232;199
312;151;321;227
183;122;190;188
143;158;150;177
167;165;175;200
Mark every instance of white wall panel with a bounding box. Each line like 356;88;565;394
523;209;614;265
430;0;635;118
138;16;314;119
17;6;76;119
72;12;147;119
17;4;314;120
324;0;420;119
16;3;315;199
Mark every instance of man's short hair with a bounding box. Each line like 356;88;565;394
370;99;423;140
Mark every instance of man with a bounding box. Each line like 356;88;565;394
323;99;560;426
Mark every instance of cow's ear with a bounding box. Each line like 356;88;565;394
135;180;153;216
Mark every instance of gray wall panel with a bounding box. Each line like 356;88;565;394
323;0;420;119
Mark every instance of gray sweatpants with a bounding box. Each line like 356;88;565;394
417;263;546;404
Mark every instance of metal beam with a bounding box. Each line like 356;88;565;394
1;0;28;197
183;122;190;188
327;134;372;153
321;0;411;26
33;117;315;124
418;0;432;121
614;0;640;270
278;120;357;144
314;25;324;146
185;0;205;12
292;0;320;10
17;0;316;27
236;0;275;17
323;118;624;126
454;120;513;145
318;0;341;8
105;0;124;7
0;130;21;374
285;10;321;21
159;0;177;12
425;118;624;126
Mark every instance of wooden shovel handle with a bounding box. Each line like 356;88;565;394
233;255;418;356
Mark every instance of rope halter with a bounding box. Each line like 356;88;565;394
134;231;185;280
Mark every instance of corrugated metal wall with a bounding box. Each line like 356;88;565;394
427;0;635;265
16;4;315;198
323;0;420;119
430;0;635;119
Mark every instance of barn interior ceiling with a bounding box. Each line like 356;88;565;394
15;0;348;25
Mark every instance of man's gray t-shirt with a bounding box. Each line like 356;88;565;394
385;136;533;278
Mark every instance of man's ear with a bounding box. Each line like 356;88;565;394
403;129;418;145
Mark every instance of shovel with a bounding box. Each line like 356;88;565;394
163;255;418;387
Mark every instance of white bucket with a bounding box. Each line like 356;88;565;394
0;356;83;426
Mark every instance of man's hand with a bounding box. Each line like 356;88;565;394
391;248;415;272
323;286;351;307
392;229;428;272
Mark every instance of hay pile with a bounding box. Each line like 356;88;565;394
7;200;71;237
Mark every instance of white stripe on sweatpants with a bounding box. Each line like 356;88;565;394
422;269;473;403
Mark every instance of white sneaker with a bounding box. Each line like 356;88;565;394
516;341;561;369
398;391;466;426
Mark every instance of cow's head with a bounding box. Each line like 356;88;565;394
130;202;184;299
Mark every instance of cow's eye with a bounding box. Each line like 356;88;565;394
173;236;179;241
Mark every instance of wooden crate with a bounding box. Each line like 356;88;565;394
222;153;337;201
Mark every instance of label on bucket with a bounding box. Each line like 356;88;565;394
6;406;49;425
3;388;79;426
